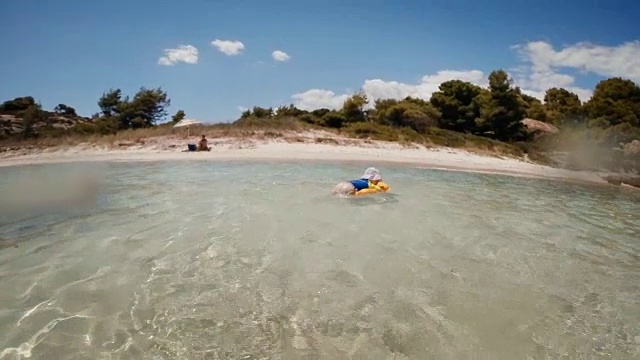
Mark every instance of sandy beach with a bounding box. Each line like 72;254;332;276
0;132;608;185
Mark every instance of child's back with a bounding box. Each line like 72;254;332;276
332;167;383;195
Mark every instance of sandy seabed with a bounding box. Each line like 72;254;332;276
0;133;608;185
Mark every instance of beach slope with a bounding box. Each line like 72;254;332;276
0;133;610;185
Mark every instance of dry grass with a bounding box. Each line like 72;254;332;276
1;118;308;148
342;122;525;158
0;116;539;162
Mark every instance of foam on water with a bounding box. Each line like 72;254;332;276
0;161;638;359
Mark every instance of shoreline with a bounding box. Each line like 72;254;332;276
0;135;612;186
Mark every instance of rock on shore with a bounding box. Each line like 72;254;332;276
602;174;640;188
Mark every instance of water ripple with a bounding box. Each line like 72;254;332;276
0;162;638;359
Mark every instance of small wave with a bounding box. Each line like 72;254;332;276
1;161;638;358
1;314;92;359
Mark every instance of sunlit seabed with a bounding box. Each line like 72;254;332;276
0;161;638;359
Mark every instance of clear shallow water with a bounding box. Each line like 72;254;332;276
0;160;638;359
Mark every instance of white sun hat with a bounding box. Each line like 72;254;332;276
362;167;382;181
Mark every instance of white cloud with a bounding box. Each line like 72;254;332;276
514;40;640;79
237;106;248;112
291;89;349;111
272;50;291;62
292;70;488;110
291;40;638;109
158;45;198;66
365;70;488;101
211;39;245;56
513;40;640;101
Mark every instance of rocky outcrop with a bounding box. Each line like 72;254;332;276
602;174;640;188
0;115;25;135
623;140;640;156
0;114;92;137
521;118;559;135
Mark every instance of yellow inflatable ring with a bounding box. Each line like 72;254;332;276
353;181;390;196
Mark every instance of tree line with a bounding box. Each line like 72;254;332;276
238;70;640;147
2;69;639;147
0;87;186;138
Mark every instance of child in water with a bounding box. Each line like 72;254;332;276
332;167;386;196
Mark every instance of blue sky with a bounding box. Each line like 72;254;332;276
1;0;639;123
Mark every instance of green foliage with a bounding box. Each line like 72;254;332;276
341;92;368;122
18;105;44;139
521;93;548;122
430;80;486;133
131;87;171;126
342;121;523;156
231;116;308;131
54;104;78;117
96;87;170;129
171;109;186;123
2;87;172;139
275;104;305;118
251;106;274;118
371;97;441;133
298;113;318;125
322;111;347;128
75;117;118;135
543;88;583;126
311;108;331;118
595;122;640;146
98;89;123;117
584;77;640;128
475;70;528;141
240;109;251;119
0;96;37;114
343;122;422;143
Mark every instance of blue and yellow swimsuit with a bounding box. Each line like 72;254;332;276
349;178;378;191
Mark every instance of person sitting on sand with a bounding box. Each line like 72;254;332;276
332;167;385;195
197;135;211;151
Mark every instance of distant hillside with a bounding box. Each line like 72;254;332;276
0;113;93;137
0;96;93;138
1;87;178;141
